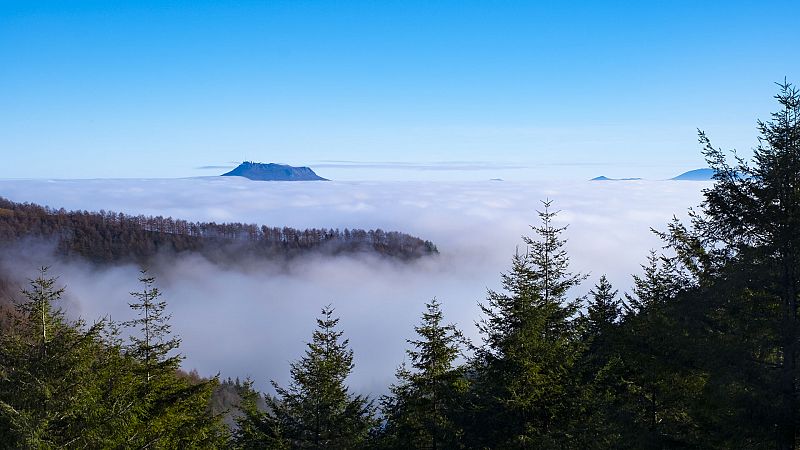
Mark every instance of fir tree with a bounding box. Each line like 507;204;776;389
0;268;104;448
624;251;685;315
381;298;468;449
80;320;144;448
123;269;226;448
657;81;800;448
571;275;626;448
468;200;585;447
585;275;621;339
124;270;181;390
524;200;586;310
256;305;377;449
615;253;706;447
232;379;289;449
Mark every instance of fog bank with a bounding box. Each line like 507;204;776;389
0;178;709;394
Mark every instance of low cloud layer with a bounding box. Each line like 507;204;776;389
0;177;709;394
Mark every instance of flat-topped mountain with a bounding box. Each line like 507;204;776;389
222;162;328;181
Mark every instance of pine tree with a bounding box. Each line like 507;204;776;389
468;200;585;448
255;306;377;449
381;298;468;449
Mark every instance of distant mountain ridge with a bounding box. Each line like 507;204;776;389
671;168;715;181
222;162;328;181
588;168;716;181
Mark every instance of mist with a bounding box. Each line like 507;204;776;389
0;177;709;394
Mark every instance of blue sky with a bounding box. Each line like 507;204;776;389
1;0;798;180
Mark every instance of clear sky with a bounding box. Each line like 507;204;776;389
1;0;798;180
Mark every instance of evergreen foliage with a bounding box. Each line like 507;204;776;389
572;275;626;448
380;298;468;449
613;254;705;447
124;270;182;390
231;378;282;449
235;306;377;449
467;200;586;448
585;275;621;339
656;81;800;449
0;268;105;448
0;268;227;449
122;270;227;448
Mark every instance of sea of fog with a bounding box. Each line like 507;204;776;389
0;177;710;395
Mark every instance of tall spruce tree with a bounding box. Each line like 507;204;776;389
624;251;685;314
585;275;621;340
658;81;800;448
0;268;105;448
572;275;627;448
231;378;288;449
380;298;468;449
81;319;145;447
123;269;226;448
614;253;704;447
124;270;181;393
252;305;377;449
468;200;585;448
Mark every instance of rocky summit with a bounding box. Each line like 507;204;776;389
221;162;328;181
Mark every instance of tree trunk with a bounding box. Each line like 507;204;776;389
778;263;798;450
779;334;796;450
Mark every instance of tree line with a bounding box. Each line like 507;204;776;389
1;82;799;448
0;200;439;265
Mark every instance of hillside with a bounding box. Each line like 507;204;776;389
0;197;437;266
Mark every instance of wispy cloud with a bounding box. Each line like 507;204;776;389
311;160;527;171
310;160;691;171
195;165;236;170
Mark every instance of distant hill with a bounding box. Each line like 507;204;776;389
589;169;717;181
222;162;328;181
590;176;643;181
672;168;715;181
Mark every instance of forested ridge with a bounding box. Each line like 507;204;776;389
0;198;438;265
1;84;799;448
